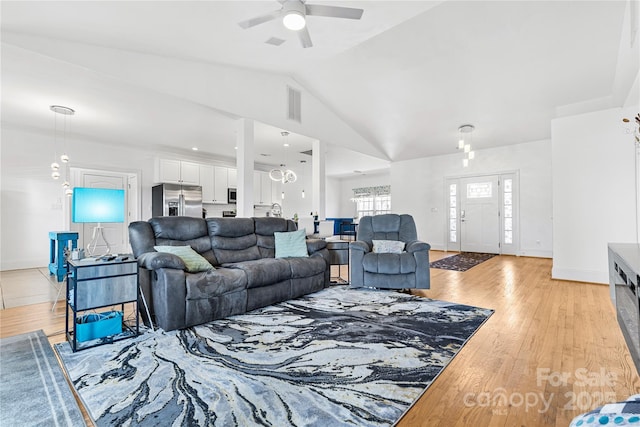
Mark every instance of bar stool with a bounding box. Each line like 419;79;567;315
48;231;79;282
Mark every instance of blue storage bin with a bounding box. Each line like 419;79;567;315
76;311;123;342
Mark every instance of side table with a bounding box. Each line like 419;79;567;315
326;240;349;285
66;257;139;352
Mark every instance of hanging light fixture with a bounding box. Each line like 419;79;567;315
269;131;298;184
50;105;75;193
457;124;475;168
282;0;306;30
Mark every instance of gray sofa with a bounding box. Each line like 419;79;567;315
349;214;431;290
129;216;330;331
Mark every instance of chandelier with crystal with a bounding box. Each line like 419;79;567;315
269;131;298;184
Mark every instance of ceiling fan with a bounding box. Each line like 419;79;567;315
238;0;364;48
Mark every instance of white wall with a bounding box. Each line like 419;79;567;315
391;140;553;256
1;126;155;270
551;106;638;284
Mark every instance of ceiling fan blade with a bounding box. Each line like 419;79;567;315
298;27;313;48
305;4;364;20
238;11;280;29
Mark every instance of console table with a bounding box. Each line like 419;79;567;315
66;257;139;351
326;240;349;284
608;243;640;373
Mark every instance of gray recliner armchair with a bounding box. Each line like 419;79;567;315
349;214;431;289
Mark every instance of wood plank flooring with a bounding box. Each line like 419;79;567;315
399;252;640;426
1;253;639;426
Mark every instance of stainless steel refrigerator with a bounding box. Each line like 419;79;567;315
152;184;203;218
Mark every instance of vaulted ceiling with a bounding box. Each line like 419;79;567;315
0;1;630;177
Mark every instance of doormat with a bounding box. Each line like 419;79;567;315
430;252;497;272
55;286;492;426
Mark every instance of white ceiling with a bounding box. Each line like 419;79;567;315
0;1;629;176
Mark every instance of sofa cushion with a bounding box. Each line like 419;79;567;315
274;229;308;258
225;258;292;289
286;256;327;279
148;217;217;266
362;252;417;274
207;218;261;264
154;245;214;273
185;268;247;300
254;217;296;258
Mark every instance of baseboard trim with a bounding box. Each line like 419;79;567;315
551;267;608;285
1;258;47;272
518;249;553;258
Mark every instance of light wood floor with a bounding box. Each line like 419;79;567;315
1;253;639;426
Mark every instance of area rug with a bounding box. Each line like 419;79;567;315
0;329;85;426
55;286;493;426
430;252;497;272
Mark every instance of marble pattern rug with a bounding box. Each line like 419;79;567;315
55;286;493;427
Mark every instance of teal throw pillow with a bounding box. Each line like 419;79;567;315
274;229;309;258
153;245;214;273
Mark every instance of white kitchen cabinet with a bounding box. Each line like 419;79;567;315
200;165;214;202
213;166;228;204
227;168;237;188
156;159;200;185
253;171;262;204
180;162;200;185
261;172;273;205
271;179;282;204
202;165;230;204
253;171;274;205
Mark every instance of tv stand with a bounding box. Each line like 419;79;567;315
608;243;640;374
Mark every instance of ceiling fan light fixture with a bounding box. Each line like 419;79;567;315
282;1;306;30
283;10;306;30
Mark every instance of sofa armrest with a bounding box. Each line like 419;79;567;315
349;240;370;289
151;268;187;331
349;240;370;253
137;251;186;271
406;240;431;253
306;238;327;254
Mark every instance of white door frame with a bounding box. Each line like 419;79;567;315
444;171;520;255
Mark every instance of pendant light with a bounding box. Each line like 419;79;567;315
457;124;475;167
50;105;75;195
269;131;298;184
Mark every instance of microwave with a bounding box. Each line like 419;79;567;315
227;188;237;204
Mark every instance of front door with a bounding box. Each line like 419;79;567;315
460;176;500;254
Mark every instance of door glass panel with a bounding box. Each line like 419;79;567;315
449;183;457;243
505;217;512;231
503;179;513;244
467;182;492;198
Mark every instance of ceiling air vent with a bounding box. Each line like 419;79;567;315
287;85;302;123
265;37;286;46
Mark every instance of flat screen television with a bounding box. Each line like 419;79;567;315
72;187;125;223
